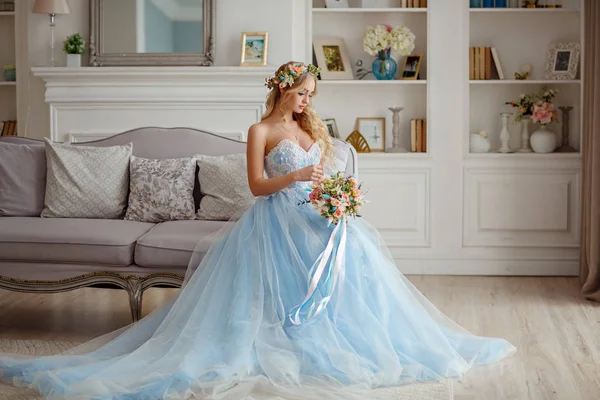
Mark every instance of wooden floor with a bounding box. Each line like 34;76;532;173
1;276;599;400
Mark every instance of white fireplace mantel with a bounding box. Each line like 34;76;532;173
31;66;275;142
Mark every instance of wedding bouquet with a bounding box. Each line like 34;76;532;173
299;172;366;225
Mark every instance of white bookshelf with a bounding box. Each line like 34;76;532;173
296;0;586;275
467;0;583;156
309;0;429;155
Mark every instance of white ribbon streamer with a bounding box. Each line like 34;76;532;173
288;218;347;326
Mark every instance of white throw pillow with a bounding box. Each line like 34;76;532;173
194;153;255;221
41;139;132;219
124;155;197;223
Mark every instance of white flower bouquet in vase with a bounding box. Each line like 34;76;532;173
363;24;415;80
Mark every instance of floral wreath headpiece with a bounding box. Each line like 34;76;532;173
265;63;321;90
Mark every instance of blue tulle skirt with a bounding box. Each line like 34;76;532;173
0;186;516;399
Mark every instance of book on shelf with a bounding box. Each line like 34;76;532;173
410;118;426;152
0;120;17;137
403;0;427;7
469;46;504;80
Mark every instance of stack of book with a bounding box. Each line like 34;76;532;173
0;120;17;136
402;0;427;7
410;118;427;152
469;47;504;80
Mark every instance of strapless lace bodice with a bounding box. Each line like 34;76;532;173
265;139;321;192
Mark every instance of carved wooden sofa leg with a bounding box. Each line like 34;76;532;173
124;274;184;323
125;276;144;322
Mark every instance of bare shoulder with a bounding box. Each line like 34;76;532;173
247;122;269;139
248;121;279;144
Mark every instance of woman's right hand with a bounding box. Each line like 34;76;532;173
294;164;325;182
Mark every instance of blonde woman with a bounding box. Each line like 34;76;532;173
0;62;515;400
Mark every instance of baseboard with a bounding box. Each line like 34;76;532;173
394;258;579;276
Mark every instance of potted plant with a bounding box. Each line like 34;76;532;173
363;24;415;80
63;33;85;67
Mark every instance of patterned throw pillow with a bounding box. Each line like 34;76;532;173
124;156;197;223
41;139;132;219
195;153;256;221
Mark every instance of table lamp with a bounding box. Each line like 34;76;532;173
32;0;71;67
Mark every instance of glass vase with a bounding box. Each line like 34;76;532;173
372;49;397;81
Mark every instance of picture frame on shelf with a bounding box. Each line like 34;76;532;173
323;118;340;139
240;32;269;67
544;42;580;80
313;37;355;80
356;117;386;152
401;54;423;80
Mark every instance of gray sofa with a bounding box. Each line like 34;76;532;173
0;127;357;321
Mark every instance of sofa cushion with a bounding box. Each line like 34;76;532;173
325;139;352;177
124;156;197;223
194;153;255;221
135;220;227;268
41;139;133;219
0;142;46;217
0;217;154;266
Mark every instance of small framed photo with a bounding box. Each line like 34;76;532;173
545;42;580;80
401;54;423;80
323;118;340;138
356;117;386;152
313;37;354;80
240;32;268;66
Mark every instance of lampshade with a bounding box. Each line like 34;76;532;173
32;0;71;15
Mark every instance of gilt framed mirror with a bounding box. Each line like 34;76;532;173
90;0;215;66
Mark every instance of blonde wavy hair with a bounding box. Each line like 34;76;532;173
262;61;335;166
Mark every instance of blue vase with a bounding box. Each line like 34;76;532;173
3;69;15;82
372;49;397;80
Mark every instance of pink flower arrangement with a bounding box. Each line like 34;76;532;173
531;101;558;125
505;87;558;122
300;172;366;225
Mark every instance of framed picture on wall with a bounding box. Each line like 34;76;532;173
240;32;269;66
313;37;354;80
323;118;340;138
401;54;423;80
544;42;580;80
356;117;385;152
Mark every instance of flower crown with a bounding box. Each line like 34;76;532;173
265;63;321;90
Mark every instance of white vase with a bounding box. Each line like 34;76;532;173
530;125;557;153
66;54;81;67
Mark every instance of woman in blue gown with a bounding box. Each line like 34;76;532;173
0;62;516;399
